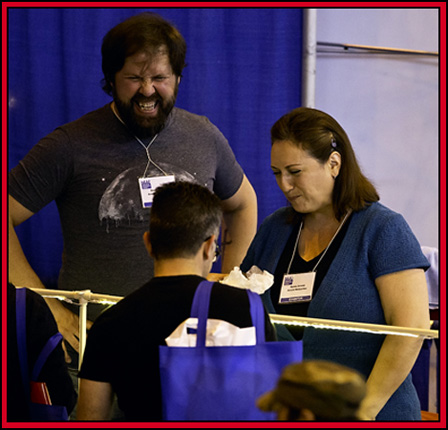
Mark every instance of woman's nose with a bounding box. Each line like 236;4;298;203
278;174;294;193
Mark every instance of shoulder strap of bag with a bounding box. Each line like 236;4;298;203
16;287;31;401
16;288;64;381
190;280;214;347
191;280;267;346
247;290;266;344
31;333;63;381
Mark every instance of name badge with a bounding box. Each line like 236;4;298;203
279;272;316;304
138;175;175;208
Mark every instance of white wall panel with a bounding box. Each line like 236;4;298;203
315;8;439;248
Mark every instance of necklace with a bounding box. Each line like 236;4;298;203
286;210;352;275
110;103;168;176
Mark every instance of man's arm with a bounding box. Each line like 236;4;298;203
220;175;258;273
77;379;114;420
9;195;47;289
8;194;90;360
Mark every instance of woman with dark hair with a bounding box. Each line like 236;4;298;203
241;107;430;421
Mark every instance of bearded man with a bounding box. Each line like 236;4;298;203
8;12;257;367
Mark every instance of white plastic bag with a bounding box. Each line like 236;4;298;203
220;266;274;295
165;318;256;347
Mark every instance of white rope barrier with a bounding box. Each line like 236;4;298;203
269;314;437;339
24;287;439;370
29;288;122;305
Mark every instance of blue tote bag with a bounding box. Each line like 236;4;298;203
159;280;302;421
16;288;69;421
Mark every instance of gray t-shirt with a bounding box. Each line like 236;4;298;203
9;105;244;307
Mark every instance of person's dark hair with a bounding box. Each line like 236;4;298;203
286;408;359;422
257;360;366;421
271;107;379;220
149;181;223;259
285;408;358;421
101;12;187;96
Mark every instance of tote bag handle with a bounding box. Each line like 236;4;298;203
16;288;31;401
16;289;64;383
190;280;266;346
247;288;266;344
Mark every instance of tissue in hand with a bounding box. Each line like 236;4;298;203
220;266;273;294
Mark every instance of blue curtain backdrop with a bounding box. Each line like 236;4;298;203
8;7;303;287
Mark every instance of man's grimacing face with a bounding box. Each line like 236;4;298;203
112;49;180;137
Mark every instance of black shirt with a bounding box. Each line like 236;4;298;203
79;275;276;421
271;214;351;339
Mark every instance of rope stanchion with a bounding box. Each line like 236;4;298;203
269;314;438;339
78;292;89;376
22;287;439;366
28;288;123;305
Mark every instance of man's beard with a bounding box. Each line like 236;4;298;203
114;88;178;139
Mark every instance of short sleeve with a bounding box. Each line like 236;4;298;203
78;316;116;383
368;212;430;279
8;128;74;213
208;120;244;200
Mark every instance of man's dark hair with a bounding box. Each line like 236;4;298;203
149;181;223;259
101;12;187;95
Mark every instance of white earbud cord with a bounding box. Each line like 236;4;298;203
111;103;169;176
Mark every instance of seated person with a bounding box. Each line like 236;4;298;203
77;181;276;421
257;360;366;421
7;283;77;421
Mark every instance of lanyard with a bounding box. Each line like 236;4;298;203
286;210;352;275
111;103;169;176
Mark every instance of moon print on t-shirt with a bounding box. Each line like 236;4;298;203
98;163;196;232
